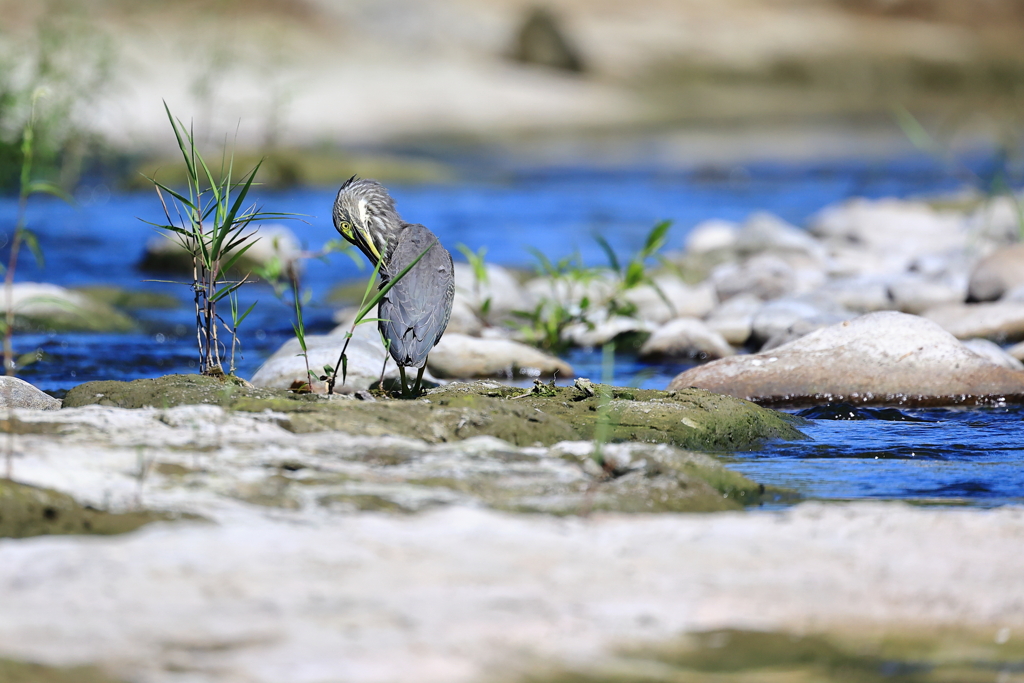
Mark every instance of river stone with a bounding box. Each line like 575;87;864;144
967;195;1022;246
704;293;762;346
710;254;797;302
735;212;826;263
810;198;966;263
749;296;854;347
453;262;531;324
967;243;1024;302
638;317;733;361
250;323;422;391
5;282;135;333
888;275;964;314
428;334;572;379
685;219;738;254
668;311;1024;406
622;278;717;324
562;315;654;348
139;224;302;279
816;276;893;313
961;338;1024;371
922;301;1024;342
0;377;60;410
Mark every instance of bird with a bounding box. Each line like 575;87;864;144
332;176;454;396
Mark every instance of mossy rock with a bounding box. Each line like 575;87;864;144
63;376;806;452
0;658;125;683
63;373;280;409
524;627;1024;683
9;283;136;334
73;285;180;311
0;480;169;538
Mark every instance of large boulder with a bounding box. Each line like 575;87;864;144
668;311;1024;406
428;334;572;379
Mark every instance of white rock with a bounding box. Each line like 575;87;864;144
967;195;1022;247
250;323;424;391
967;242;1024;302
710;254;798;302
562;315;654;348
704;293;762;346
670;311;1024;404
638;317;734;361
962;338;1024;371
816;276;893;313
428;333;572;379
453;262;531;322
622;277;717;324
923;302;1024;342
750;295;854;346
735;212;826;263
684;219;738;253
811;198;967;254
0;376;60;410
888;276;964;315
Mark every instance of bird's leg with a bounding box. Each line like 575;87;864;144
414;365;426;396
399;365;409;398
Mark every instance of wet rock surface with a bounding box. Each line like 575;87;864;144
0;480;169;539
669;311;1024;406
63;375;805;452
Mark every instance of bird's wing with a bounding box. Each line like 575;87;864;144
377;226;454;368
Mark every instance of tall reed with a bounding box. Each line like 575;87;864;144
144;103;290;375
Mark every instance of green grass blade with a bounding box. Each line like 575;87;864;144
594;234;620;273
641;220;671;258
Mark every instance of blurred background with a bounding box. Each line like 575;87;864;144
3;0;1024;188
3;0;1024;390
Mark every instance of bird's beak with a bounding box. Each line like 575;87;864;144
356;224;383;262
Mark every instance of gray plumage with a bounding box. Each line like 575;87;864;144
332;177;454;393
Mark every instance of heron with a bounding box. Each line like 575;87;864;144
332;176;454;396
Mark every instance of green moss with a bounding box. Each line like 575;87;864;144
64;376;805;452
62;374;275;409
0;658;125;683
0;480;172;538
524;628;1024;683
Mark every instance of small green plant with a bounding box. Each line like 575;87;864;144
596;219;675;318
455;243;492;321
144;103;292;375
254;238;352;391
513;221;674;354
1;90;71;376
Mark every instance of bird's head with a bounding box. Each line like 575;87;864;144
332;176;401;266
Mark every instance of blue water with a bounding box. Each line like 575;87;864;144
728;405;1024;507
1;148;1022;506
